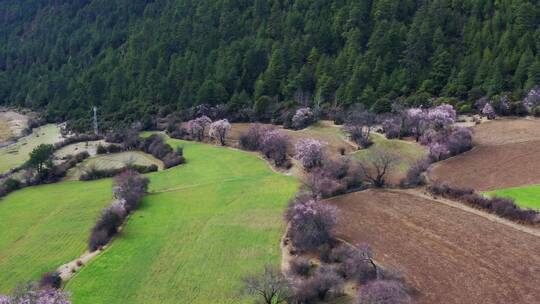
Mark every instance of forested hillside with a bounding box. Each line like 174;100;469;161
1;0;540;129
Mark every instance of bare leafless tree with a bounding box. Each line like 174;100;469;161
361;149;400;187
242;265;291;304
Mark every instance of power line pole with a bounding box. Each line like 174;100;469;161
93;106;98;135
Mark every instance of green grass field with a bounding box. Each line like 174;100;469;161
0;124;62;173
354;133;427;172
66;138;297;303
1;137;297;302
486;185;540;210
0;179;112;292
65;151;164;181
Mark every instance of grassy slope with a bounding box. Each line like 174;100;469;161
486;185;540;210
65;151;164;181
66;138;297;303
0;124;62;173
354;133;427;172
0;179;112;292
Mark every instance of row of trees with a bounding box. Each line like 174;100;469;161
243;181;413;303
105;131;185;168
88;170;149;251
428;182;539;225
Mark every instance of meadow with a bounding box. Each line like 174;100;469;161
0;124;63;173
65;151;164;181
487;185;540;210
0;133;297;302
0;179;112;293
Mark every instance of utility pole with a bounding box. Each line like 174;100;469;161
93;106;98;135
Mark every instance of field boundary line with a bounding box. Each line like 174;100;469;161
400;188;540;238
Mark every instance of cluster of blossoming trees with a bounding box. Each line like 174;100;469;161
241;130;413;303
0;287;70;304
475;87;540;118
183;116;232;146
244;162;412;304
383;104;473;162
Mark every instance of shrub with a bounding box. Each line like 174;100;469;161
446;127;473;156
303;169;346;199
112;170;149;212
88;208;123;251
143;135;172;159
96;144;107;154
357;280;412;304
285;196;339;251
294;138;326;170
383;117;402;139
322;244;354;264
162;152;185;168
293;266;344;302
401;158;431;187
523;86;540;112
482;103;495;119
427;182;539;224
170;127;189;139
260;129;290;167
289;257;312;278
344;110;376;149
39;271;62;289
3;178;21;192
304;158;363;198
239;124;265;151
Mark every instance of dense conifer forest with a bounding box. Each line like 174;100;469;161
1;0;540;129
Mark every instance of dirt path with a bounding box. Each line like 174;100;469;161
326;189;540;304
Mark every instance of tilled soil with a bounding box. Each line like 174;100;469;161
430;140;540;191
327;189;540;304
472;118;540;146
430;118;540;191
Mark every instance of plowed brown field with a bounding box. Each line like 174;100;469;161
430;118;540;191
327;189;540;304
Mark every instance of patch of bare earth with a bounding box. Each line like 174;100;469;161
472;117;540;146
326;189;540;304
430;117;540;191
0;110;30;144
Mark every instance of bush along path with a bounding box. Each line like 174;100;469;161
58;170;149;283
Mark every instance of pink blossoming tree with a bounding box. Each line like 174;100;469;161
187;115;212;141
285;196;339;251
294;139;326;170
208;119;231;145
292;107;315;130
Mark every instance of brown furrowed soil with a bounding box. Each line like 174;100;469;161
326;189;540;304
430;141;540;191
472;117;540;145
430;118;540;191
